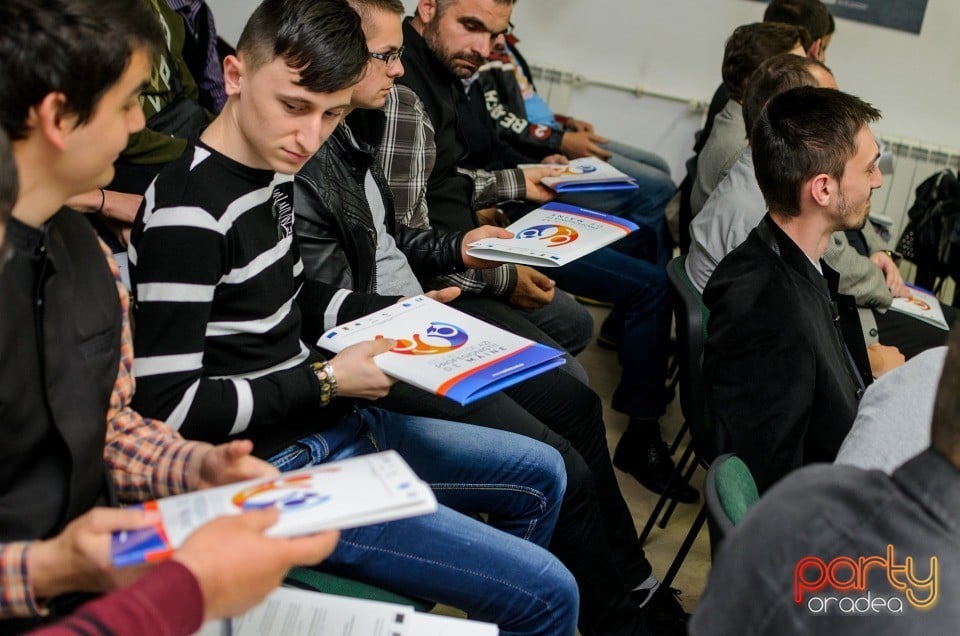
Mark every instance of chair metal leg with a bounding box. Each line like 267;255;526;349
661;504;707;591
639;441;694;543
659;447;700;529
668;419;690;455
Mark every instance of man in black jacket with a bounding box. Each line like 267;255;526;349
703;87;902;493
293;2;690;634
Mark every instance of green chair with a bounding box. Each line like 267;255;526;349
284;567;434;612
704;453;760;550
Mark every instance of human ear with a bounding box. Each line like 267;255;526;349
34;93;76;152
223;55;244;97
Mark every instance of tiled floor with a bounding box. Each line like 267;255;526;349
576;301;712;614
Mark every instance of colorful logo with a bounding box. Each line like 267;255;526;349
563;164;598;175
382;322;469;355
516;224;580;247
794;545;938;615
231;473;330;512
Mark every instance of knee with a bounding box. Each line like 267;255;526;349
540;561;580;636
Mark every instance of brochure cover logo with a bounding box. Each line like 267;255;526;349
382;322;469;355
516;224;580;247
232;473;333;512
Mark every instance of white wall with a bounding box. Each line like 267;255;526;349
207;0;960;179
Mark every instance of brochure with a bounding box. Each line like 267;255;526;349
889;283;949;330
466;202;638;268
111;451;437;567
318;295;565;405
521;156;638;192
193;587;499;636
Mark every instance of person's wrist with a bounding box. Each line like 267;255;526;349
311;360;338;407
27;539;71;601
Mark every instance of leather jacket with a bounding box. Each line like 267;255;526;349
294;121;466;344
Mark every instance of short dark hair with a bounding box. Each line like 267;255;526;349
751;87;880;217
722;23;811;102
0;0;163;141
0;128;17;224
431;0;516;17
742;54;832;134
348;0;406;23
764;0;833;41
932;327;960;460
237;0;367;94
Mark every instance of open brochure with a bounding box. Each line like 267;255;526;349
318;295;565;405
889;283;949;330
466;202;638;268
194;587;499;636
111;451;436;567
520;156;638;192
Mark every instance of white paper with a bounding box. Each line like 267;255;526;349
466;202;638;267
520;156;636;190
112;451;436;566
889;283;949;330
318;296;564;405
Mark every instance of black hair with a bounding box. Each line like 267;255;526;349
237;0;367;94
0;0;163;141
742;54;832;134
0;128;16;223
348;0;406;23
764;0;833;41
932;327;960;459
722;22;811;102
751;87;881;217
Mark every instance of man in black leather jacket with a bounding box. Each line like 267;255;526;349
292;2;691;634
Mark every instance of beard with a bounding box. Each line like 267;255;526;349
422;22;484;78
836;189;870;231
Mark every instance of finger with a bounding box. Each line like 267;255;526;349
589;134;610;144
88;507;163;532
281;530;341;566
220;439;255;460
368;338;397;355
429;287;462;303
233;507;282;533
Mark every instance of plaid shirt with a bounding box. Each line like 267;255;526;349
0;242;203;619
164;0;227;113
378;84;525;298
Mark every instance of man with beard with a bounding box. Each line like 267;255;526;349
703;87;887;492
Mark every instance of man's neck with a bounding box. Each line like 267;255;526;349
410;14;425;36
200;107;272;171
11;149;65;228
769;209;834;263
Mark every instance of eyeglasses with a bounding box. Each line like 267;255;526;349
369;46;404;67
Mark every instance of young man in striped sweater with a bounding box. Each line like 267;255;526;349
129;1;579;632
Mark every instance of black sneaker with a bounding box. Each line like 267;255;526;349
640;587;689;636
614;437;699;504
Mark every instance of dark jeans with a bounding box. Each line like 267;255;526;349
377;296;653;635
547;231;673;419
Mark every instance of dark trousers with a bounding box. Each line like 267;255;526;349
372;296;651;635
876;305;957;360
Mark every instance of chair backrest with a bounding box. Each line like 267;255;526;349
704;453;759;544
665;255;715;461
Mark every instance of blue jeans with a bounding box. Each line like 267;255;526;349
269;408;579;636
547;235;672;419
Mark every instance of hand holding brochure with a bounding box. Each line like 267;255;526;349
889;283;949;330
111;451;436;567
466;202;638;267
522;156;638;193
319;295;565;405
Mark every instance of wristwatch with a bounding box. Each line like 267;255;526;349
311;360;338;407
